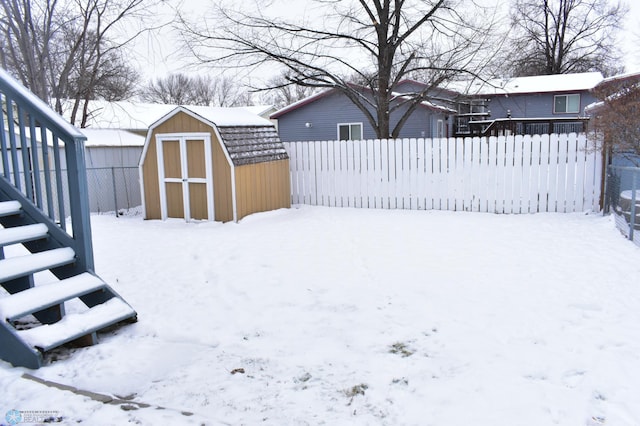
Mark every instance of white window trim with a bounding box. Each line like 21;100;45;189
553;94;580;114
337;122;363;141
436;119;444;138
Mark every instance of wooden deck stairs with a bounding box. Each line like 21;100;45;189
0;190;137;370
0;68;136;369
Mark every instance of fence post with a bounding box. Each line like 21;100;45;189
111;167;119;217
631;172;637;241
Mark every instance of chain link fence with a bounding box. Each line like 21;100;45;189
85;167;141;216
605;165;640;247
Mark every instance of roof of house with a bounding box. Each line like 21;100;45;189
584;71;640;114
81;128;146;147
454;72;604;96
270;86;456;119
149;106;288;167
65;100;272;131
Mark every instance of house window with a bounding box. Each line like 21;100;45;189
554;94;580;114
338;123;363;141
436;119;444;138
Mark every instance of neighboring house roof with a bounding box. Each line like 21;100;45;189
270;89;342;119
65;100;174;130
80;128;145;147
454;72;604;96
149;106;288;166
3;127;144;148
244;104;277;119
62;100;272;131
584;71;640;115
271;86;456;119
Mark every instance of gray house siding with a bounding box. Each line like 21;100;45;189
276;89;448;142
277;91;376;142
483;91;598;119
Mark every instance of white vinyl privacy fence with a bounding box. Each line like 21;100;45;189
283;134;602;214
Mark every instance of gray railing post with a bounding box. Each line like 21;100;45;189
63;135;95;272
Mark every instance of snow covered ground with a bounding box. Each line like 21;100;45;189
2;205;640;425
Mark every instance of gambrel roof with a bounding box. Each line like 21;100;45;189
147;106;288;167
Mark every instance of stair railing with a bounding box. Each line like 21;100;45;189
0;68;94;273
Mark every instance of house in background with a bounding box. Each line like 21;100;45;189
271;71;605;141
457;71;602;136
270;85;457;142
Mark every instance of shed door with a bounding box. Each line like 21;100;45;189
156;133;214;221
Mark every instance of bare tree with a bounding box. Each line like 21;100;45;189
0;0;160;126
0;0;59;102
590;74;640;165
259;71;319;109
141;73;252;106
141;73;194;104
180;0;501;138
504;0;627;77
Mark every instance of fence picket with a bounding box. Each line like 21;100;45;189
478;137;488;212
511;136;523;213
416;138;425;210
405;139;414;209
424;138;434;210
546;134;559;212
573;134;586;212
453;137;463;211
503;135;515;213
522;135;535;213
470;137;480;212
556;134;569;212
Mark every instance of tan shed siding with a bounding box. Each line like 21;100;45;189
141;135;161;219
155;111;212;134
143;111;234;221
235;159;291;220
212;135;233;222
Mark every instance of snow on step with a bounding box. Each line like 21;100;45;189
0;272;106;321
0;223;48;247
0;247;75;282
17;298;135;351
0;201;21;217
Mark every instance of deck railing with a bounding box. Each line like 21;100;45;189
460;117;589;137
0;68;94;272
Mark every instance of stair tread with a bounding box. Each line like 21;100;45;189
0;272;106;321
0;247;75;282
17;298;136;351
0;201;21;217
0;223;49;247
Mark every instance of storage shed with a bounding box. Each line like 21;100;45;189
140;106;290;222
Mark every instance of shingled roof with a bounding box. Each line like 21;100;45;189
147;106;289;167
217;125;289;166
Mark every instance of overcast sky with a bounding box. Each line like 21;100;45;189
131;0;640;82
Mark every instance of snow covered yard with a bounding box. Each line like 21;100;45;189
2;205;640;425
